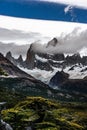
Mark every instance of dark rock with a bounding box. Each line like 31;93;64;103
52;53;65;61
50;71;69;87
69;64;78;71
6;51;17;66
25;44;35;69
35;60;53;71
16;55;24;67
64;53;81;66
81;67;87;72
81;56;87;65
0;52;34;78
46;37;58;47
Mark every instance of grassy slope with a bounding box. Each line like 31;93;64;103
2;97;87;130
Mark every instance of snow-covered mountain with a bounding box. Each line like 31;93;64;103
5;38;87;85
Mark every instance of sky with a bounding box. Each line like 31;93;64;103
0;0;87;23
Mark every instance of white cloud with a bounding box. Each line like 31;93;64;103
64;5;77;22
64;5;73;14
0;42;30;58
0;15;87;45
0;15;87;56
39;0;87;9
29;28;87;54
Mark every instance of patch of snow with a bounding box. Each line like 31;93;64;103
19;66;61;83
35;55;48;62
18;63;87;84
50;59;64;63
64;64;87;79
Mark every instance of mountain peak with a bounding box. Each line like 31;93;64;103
6;51;12;58
17;55;23;62
46;37;58;48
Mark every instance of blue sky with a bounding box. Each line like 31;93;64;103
0;0;87;23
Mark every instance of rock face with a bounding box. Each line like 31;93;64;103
50;71;69;87
16;55;23;67
25;44;35;69
1;120;13;130
49;69;87;95
6;51;17;65
0;53;34;78
6;51;24;67
64;53;82;66
46;37;58;47
24;42;65;70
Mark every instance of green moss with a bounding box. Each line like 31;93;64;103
0;67;8;76
2;97;87;130
35;122;59;130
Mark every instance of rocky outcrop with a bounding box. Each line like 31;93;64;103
1;120;13;130
6;52;24;67
35;59;53;71
46;37;58;47
64;53;82;66
50;69;87;94
16;55;24;67
6;51;17;65
25;44;35;69
0;53;34;78
24;42;65;71
50;71;69;87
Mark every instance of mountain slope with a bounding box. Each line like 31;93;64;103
0;53;35;79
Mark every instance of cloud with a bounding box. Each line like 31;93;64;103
0;27;51;45
64;5;77;22
39;0;87;9
0;42;30;59
0;27;41;41
0;15;87;41
64;5;73;14
0;15;87;57
30;28;87;54
1;27;87;58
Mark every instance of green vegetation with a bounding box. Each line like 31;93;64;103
2;97;87;130
0;86;25;108
0;67;8;76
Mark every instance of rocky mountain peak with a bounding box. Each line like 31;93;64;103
0;53;4;59
17;55;23;63
6;51;17;65
6;51;12;59
46;37;58;48
25;44;35;69
50;71;69;87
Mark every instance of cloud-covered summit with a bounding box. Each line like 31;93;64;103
30;28;87;54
